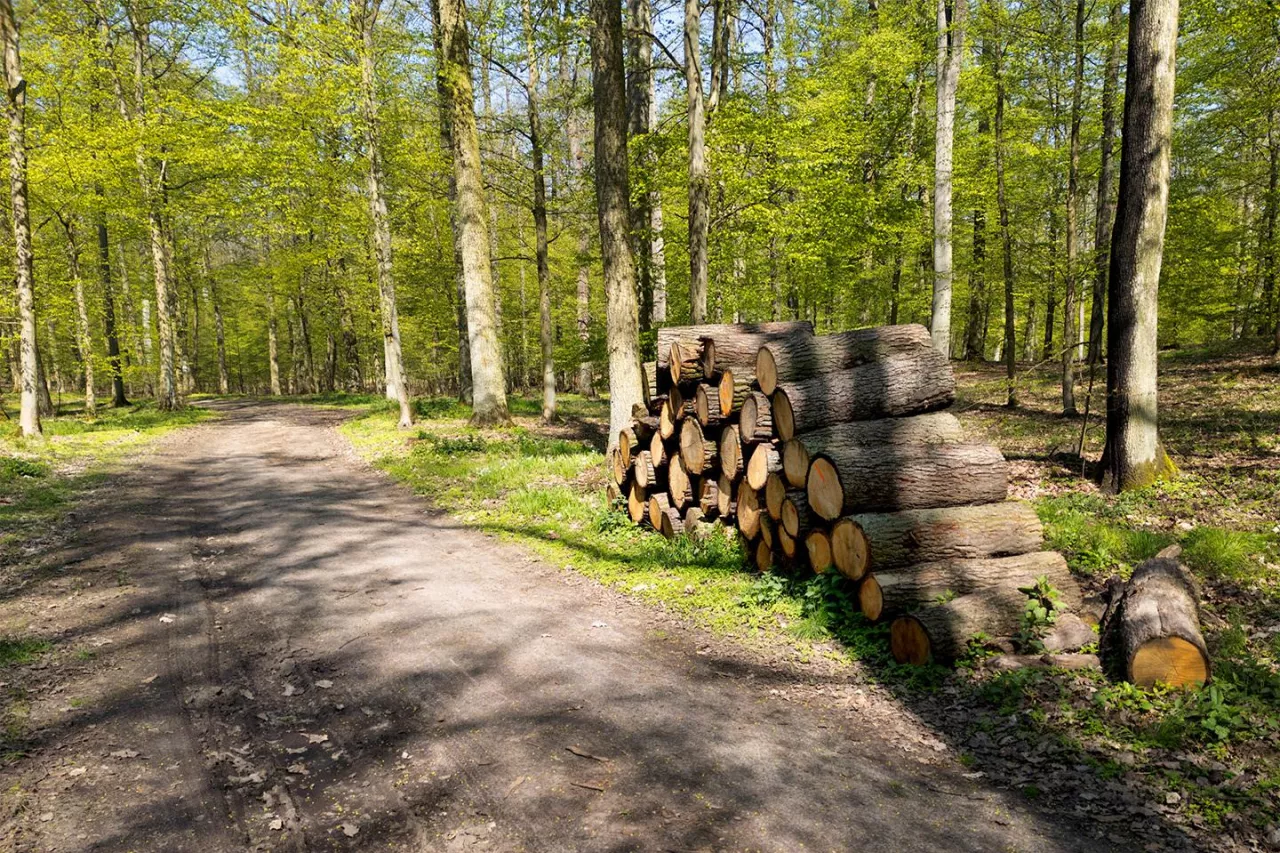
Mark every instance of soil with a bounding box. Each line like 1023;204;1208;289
0;400;1112;852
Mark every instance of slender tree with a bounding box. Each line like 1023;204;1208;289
1100;0;1179;492
521;0;555;421
589;0;645;446
1061;0;1085;415
685;0;709;323
1088;0;1123;372
1;0;37;435
931;0;966;355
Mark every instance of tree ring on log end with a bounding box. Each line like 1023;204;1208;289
782;440;809;488
755;538;773;572
807;456;843;520
756;347;779;396
1131;637;1210;689
772;390;796;441
740;394;760;440
831;518;869;580
765;473;787;520
859;574;883;622
890;616;931;665
806;530;832;573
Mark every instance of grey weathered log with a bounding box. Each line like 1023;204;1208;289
1099;546;1211;688
986;653;1101;673
701;326;816;380
1041;613;1098;653
772;348;955;441
781;412;967;487
755;323;935;395
807;442;1009;520
657;322;813;372
738;391;774;444
830;501;1043;579
863;551;1080;619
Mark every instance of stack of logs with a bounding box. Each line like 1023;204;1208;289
608;321;1087;667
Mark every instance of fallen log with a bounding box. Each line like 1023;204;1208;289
737;485;764;539
805;529;832;573
627;482;648;524
1099;546;1211;689
807;443;1009;520
668;454;695;508
764;473;788;521
755;323;934;396
716;474;737;519
858;551;1079;622
781;412;967;488
647;492;672;529
890;585;1032;664
738;391;774;444
680;418;718;475
780;491;812;539
718;371;753;417
745;442;783;490
718;424;744;480
694;383;725;427
771;348;956;440
829;502;1044;579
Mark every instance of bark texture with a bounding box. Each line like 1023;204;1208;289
867;551;1076;619
781;411;967;487
756;323;932;396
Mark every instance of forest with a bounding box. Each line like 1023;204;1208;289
2;0;1277;440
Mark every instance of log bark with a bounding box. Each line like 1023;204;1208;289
780;490;812;538
756;323;934;395
660;505;685;538
657;322;813;373
746;441;782;490
694;382;724;426
716;473;736;518
718;423;743;479
808;443;1008;521
860;551;1078;621
627;481;648;524
1099;548;1210;688
806;529;833;573
669;339;705;383
891;585;1032;664
772;348;955;440
738;390;773;443
697;477;720;518
765;472;788;521
737;484;763;539
679;417;717;474
702;326;815;380
647;491;672;529
781;412;966;488
718;370;752;416
831;501;1043;580
634;449;658;488
668;453;694;508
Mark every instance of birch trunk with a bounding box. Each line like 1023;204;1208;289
2;0;38;435
1100;0;1179;492
439;0;511;425
590;0;646;449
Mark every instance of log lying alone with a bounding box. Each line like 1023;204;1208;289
1100;546;1211;689
830;502;1044;580
780;412;967;488
890;586;1032;664
680;418;717;475
701;324;816;380
771;348;956;441
746;442;783;490
858;551;1079;622
738;391;773;444
755;323;934;396
807;443;1009;521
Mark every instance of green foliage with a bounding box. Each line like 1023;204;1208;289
1181;527;1274;582
0;637;52;668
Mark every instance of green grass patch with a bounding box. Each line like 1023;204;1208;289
0;637;51;668
1182;527;1275;582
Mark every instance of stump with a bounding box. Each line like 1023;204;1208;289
739;391;774;444
781;412;967;487
745;442;783;490
830;502;1043;579
807;443;1009;520
755;323;934;396
771;348;955;440
1099;547;1210;689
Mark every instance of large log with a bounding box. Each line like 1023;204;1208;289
680;418;718;475
830;502;1044;580
718;371;753;417
738;391;774;444
718;424;744;479
858;551;1079;622
781;412;968;488
627;482;649;525
1099;547;1211;689
771;348;956;441
647;492;672;529
890;586;1032;664
764;473;788;521
807;443;1009;521
737;485;764;539
716;474;737;519
745;442;782;490
755;323;935;396
668;454;695;508
694;383;725;427
805;529;832;573
657;322;814;371
701;326;815;380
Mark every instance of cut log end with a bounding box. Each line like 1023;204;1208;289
716;474;737;518
627;483;648;524
680;418;716;475
746;443;782;491
737;486;763;539
647;492;672;530
755;538;774;573
780;491;811;538
859;575;883;622
719;424;743;479
805;530;832;573
765;473;787;521
1130;638;1211;689
756;347;779;396
831;518;870;580
739;391;772;443
718;371;751;416
807;457;843;520
890;616;931;666
660;506;685;539
772;390;796;441
781;440;809;489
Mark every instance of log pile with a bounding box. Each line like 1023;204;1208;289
610;321;1090;668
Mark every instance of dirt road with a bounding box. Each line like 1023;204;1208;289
1;401;1111;851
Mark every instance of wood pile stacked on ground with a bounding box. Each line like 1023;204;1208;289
609;322;1202;684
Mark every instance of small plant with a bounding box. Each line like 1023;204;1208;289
1014;575;1063;652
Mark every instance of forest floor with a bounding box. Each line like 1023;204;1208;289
0;342;1275;851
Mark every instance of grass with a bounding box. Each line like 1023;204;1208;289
0;637;51;668
0;399;214;561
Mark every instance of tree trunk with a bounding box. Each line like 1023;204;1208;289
439;0;510;426
931;0;965;355
685;0;709;323
1100;547;1210;688
63;219;96;416
647;55;667;326
781;411;967;488
1090;0;1121;372
992;26;1016;408
590;0;646;448
772;347;955;440
522;0;556;422
1061;0;1085;416
1099;0;1179;492
626;0;653;328
808;442;1008;520
829;501;1042;580
3;0;38;435
95;196;128;407
756;323;931;395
